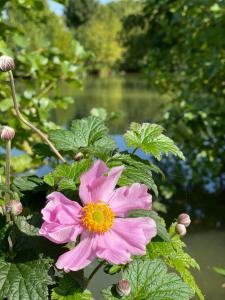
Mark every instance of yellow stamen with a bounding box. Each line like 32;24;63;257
82;202;114;233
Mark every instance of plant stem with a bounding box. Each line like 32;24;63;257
8;70;66;163
5;140;11;189
132;147;138;155
5;140;11;221
86;261;105;287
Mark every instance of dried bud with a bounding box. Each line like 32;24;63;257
74;152;84;161
175;223;187;237
178;213;191;227
6;200;23;216
116;279;131;297
0;55;15;72
0;126;15;141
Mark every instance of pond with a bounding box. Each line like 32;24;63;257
51;75;225;299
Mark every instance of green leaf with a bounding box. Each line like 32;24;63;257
51;274;94;300
49;117;116;155
44;159;92;191
214;267;225;277
124;123;185;160
0;257;54;300
71;116;108;147
102;258;194;300
49;130;77;152
14;216;39;236
129;209;170;241
147;225;204;300
13;176;43;191
108;153;160;196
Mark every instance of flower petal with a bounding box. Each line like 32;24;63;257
39;222;83;244
108;183;152;217
79;160;124;204
95;232;132;265
112;217;157;255
56;233;95;272
95;217;156;264
42;192;82;224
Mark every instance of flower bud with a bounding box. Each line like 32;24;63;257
74;152;84;161
0;55;15;72
116;279;131;297
175;223;187;237
0;126;15;141
178;213;191;227
6;200;23;216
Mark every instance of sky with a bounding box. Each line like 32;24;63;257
48;0;113;16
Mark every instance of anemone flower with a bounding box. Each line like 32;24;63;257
39;160;157;272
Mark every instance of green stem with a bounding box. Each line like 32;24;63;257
5;140;11;189
86;261;105;287
8;70;66;163
5;140;11;221
132;147;138;155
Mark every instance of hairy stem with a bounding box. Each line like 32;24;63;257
5;140;11;189
5;140;11;221
8;70;66;163
86;261;105;287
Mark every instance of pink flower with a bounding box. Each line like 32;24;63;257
39;160;157;272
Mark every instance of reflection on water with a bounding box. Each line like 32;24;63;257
51;75;225;299
51;75;169;132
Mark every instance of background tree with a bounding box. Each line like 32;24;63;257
123;0;225;220
75;5;124;76
65;0;99;28
0;0;87;172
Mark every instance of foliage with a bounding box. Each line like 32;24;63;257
51;274;94;300
123;0;225;196
0;256;54;300
102;258;194;300
75;5;124;75
49;116;116;159
0;0;87;172
214;267;225;277
148;224;204;300
124;122;185;160
65;0;99;28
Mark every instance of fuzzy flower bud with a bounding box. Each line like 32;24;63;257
0;126;15;141
0;55;15;72
178;213;191;227
74;152;84;161
6;200;23;216
116;279;131;297
175;223;187;237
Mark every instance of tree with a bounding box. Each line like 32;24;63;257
123;0;225;199
0;0;87;172
65;0;99;28
76;5;124;75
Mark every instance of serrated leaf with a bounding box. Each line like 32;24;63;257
147;225;204;300
71;116;108;147
44;159;92;191
124;122;185;160
49;130;77;152
49;117;115;156
51;274;94;300
13;176;43;191
129;209;170;241
14;216;39;236
108;153;159;196
0;257;53;300
102;258;194;300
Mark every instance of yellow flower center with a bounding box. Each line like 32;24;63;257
82;202;114;233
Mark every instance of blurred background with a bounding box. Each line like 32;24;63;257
0;0;225;299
